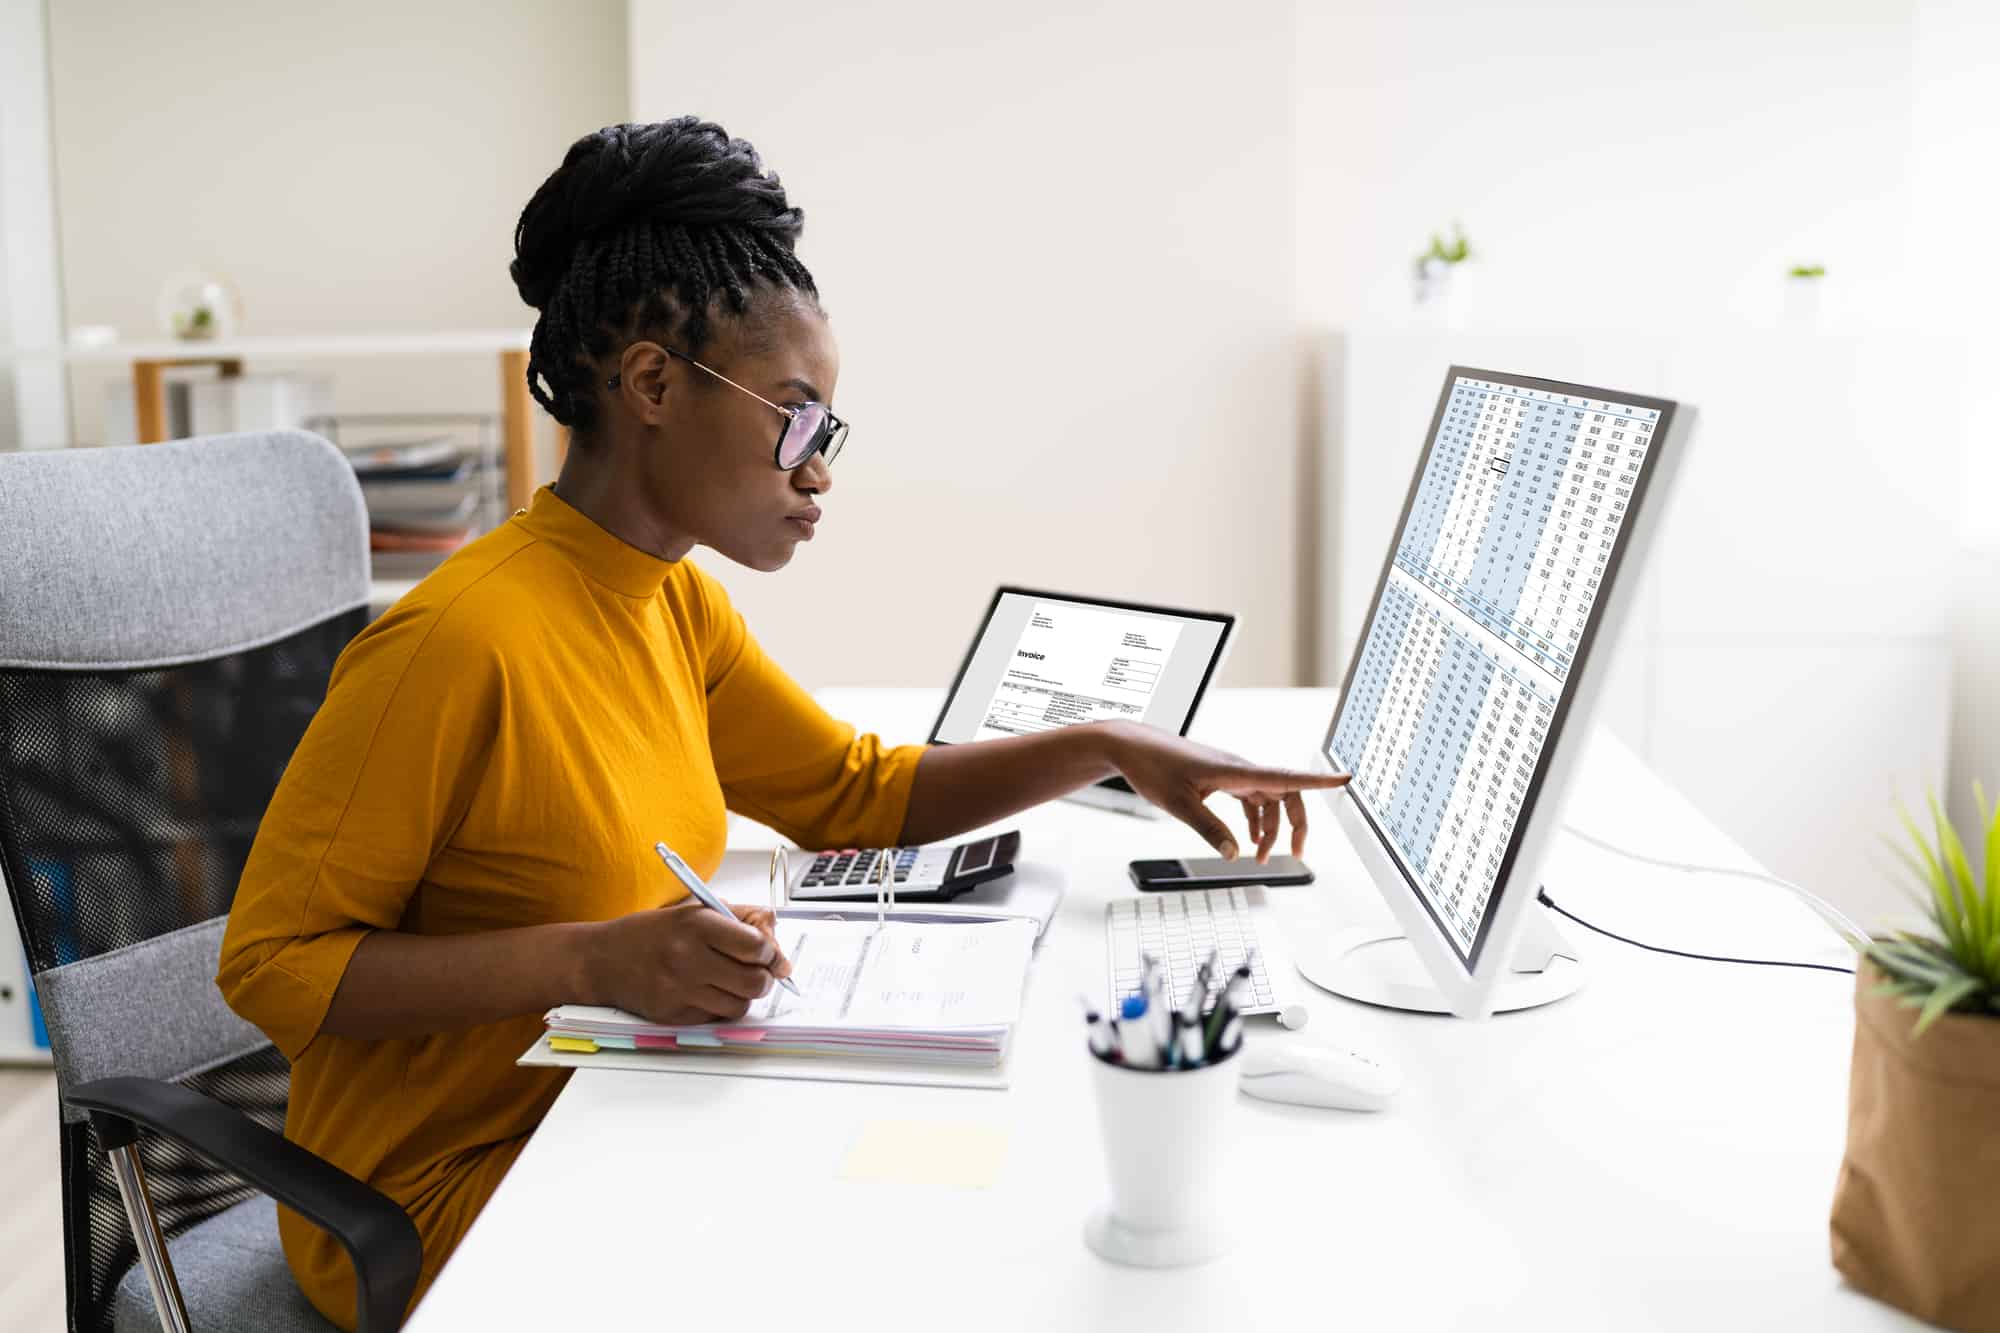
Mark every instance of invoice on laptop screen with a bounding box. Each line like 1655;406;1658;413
930;590;1232;744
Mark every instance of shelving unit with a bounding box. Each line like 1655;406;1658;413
0;330;567;513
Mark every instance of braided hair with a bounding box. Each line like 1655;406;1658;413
509;118;819;436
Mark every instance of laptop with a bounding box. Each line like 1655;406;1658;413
926;587;1235;817
779;587;1233;905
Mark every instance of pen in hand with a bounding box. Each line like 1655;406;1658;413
654;842;801;996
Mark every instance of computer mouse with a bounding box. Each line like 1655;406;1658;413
1238;1040;1401;1111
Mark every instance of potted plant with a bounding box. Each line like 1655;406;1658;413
1830;789;2000;1330
1783;262;1825;326
1412;222;1471;306
156;270;241;342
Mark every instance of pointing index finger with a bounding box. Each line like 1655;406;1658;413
1212;766;1352;794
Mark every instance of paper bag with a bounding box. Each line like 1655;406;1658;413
1830;963;2000;1331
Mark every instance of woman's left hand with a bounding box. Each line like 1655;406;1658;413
1101;722;1351;863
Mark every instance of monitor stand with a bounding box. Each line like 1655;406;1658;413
1294;904;1585;1014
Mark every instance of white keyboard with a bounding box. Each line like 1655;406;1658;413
1105;886;1303;1025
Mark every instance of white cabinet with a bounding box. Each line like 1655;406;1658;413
1317;328;1968;924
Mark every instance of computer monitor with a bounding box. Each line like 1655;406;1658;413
1305;367;1689;1018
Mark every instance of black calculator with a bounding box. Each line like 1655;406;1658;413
785;831;1021;903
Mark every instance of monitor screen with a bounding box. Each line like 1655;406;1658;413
1325;369;1674;969
930;589;1232;745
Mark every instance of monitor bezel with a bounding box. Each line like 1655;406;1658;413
927;586;1236;793
1320;366;1679;975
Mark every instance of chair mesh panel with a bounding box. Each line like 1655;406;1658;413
60;1045;292;1331
0;609;364;1333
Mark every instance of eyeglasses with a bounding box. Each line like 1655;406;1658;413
607;348;848;472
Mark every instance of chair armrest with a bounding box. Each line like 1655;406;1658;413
67;1076;422;1333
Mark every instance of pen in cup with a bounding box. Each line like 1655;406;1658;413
1141;956;1175;1065
1177;1012;1206;1067
654;841;801;996
1080;995;1116;1060
1118;990;1158;1068
1205;953;1254;1051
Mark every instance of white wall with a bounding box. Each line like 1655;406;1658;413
1910;0;2000;844
627;0;1302;690
1294;0;1923;336
1294;0;2000;921
0;0;68;451
44;0;628;454
1948;548;2000;846
1320;329;1963;923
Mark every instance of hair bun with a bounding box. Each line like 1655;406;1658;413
510;117;804;311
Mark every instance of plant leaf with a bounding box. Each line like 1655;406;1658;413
1865;938;1958;986
1899;802;1969;957
1913;973;1982;1036
1932;793;1979;924
1981;782;2000;968
1882;835;1942;914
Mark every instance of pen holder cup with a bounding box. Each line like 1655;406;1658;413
1084;1042;1241;1268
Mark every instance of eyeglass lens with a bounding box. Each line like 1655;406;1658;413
778;402;845;470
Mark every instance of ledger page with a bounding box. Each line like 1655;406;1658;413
749;917;1036;1030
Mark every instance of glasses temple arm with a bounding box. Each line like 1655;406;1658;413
665;347;794;417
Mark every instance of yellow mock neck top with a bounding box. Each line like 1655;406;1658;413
218;485;924;1328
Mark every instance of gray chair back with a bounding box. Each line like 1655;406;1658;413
0;430;369;1331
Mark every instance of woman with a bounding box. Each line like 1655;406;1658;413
218;117;1346;1327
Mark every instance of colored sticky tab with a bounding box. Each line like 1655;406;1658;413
592;1035;637;1050
548;1036;598;1054
838;1120;1010;1190
676;1032;723;1047
635;1034;679;1049
714;1027;769;1042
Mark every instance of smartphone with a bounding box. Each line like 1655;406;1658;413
1128;855;1313;891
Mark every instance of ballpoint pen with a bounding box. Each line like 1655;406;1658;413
1206;953;1254;1049
1080;994;1116;1059
1146;966;1174;1066
1178;1011;1206;1067
654;842;801;996
1183;952;1215;1024
1214;1006;1245;1058
1118;991;1157;1068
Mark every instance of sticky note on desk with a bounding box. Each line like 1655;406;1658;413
838;1120;1009;1190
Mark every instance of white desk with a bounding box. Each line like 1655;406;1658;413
408;689;1910;1332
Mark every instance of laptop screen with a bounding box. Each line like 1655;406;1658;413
929;589;1233;747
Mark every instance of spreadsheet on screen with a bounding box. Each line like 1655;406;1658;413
1328;373;1664;964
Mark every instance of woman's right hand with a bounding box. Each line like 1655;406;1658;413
579;898;791;1024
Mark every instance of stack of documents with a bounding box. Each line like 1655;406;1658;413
539;916;1037;1069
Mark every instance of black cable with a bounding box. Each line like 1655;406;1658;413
1536;888;1856;976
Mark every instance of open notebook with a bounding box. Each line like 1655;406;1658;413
522;915;1038;1086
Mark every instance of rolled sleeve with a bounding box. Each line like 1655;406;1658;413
218;927;370;1063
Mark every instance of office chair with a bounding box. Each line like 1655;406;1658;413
0;432;421;1332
